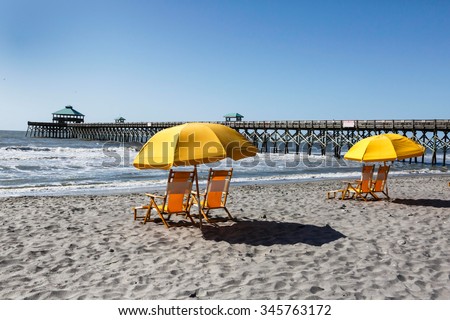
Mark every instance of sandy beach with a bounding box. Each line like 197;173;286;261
1;174;449;300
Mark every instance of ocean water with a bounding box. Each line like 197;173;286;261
0;130;446;197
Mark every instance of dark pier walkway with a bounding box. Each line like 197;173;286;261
26;119;450;165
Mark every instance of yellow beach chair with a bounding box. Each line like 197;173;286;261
132;169;196;228
191;168;234;222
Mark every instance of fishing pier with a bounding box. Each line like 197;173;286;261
26;118;450;165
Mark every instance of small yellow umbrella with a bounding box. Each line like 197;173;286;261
344;133;425;162
133;122;258;227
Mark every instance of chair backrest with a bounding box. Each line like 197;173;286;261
165;169;195;213
360;165;375;192
205;168;233;208
372;165;390;192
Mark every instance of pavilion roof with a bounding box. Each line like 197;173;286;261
52;106;84;116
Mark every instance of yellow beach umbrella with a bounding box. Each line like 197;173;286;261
134;122;257;169
344;133;425;162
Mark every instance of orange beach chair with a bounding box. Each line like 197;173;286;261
345;165;375;201
132;169;196;228
327;165;375;200
370;165;390;200
191;168;234;222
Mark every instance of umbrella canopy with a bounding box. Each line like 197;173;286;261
134;122;258;170
344;133;425;162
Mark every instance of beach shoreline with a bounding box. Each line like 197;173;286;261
1;175;449;299
2;169;448;198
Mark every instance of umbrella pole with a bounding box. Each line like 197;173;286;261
194;165;202;229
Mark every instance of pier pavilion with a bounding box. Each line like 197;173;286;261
53;106;85;124
224;113;244;121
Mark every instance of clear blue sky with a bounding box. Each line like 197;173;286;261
1;0;449;130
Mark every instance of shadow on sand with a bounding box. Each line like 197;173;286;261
201;220;346;246
392;198;450;208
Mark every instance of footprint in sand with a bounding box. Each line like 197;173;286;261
310;286;324;294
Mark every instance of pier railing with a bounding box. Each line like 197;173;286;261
57;119;450;130
26;119;450;165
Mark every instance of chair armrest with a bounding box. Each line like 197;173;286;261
344;180;361;187
191;191;206;196
145;193;165;199
344;180;362;191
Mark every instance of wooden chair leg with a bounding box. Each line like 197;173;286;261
370;191;380;200
326;191;335;199
143;205;152;224
201;208;211;222
327;190;341;199
354;191;367;201
157;210;170;228
223;207;233;220
133;205;149;221
184;211;196;226
341;188;351;200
